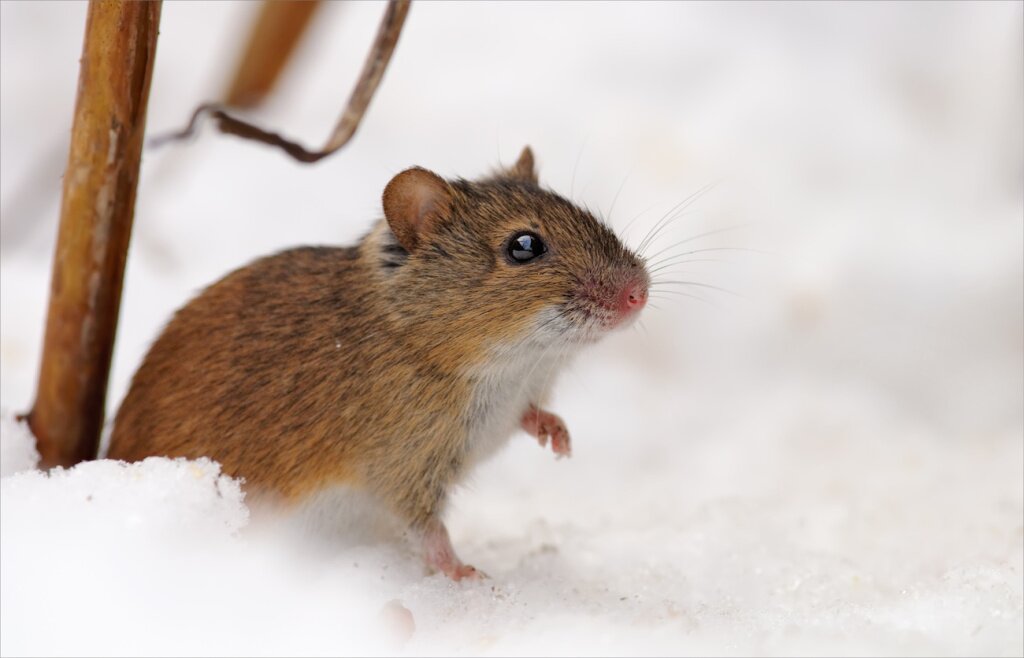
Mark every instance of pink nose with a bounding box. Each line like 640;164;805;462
619;281;648;315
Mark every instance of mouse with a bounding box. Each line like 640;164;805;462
107;146;650;580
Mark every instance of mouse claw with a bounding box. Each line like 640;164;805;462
551;426;572;458
435;562;486;582
453;564;488;581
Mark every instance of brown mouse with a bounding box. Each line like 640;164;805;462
107;147;650;580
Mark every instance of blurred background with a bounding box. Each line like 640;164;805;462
2;1;1022;655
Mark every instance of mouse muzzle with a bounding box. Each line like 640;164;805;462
606;271;649;330
568;266;650;338
617;277;649;321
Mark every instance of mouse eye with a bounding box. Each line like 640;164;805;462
507;231;547;264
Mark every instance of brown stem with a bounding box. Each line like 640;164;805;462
224;1;324;109
26;0;162;468
153;0;411;164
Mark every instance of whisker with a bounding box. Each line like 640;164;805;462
635;185;712;256
570;138;588;200
648;289;724;309
607;172;632;229
646;246;770;270
578;178;595;200
649;280;745;299
650;270;699;282
636;181;720;256
643;224;751;264
635;206;680;257
646;258;731;276
618;200;660;244
637;206;689;258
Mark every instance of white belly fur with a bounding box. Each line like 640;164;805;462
280;485;406;546
462;336;575;471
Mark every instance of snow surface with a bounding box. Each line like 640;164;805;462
2;2;1022;656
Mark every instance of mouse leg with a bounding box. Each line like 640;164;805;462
520;404;572;458
421;517;483;581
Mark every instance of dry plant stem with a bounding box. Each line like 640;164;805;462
26;0;162;468
158;0;410;163
224;1;323;109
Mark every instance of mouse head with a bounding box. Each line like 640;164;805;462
381;147;649;349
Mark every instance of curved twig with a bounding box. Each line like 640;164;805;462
151;0;411;163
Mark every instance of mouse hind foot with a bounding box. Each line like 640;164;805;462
422;518;485;581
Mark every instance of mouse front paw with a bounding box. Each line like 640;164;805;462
520;405;572;458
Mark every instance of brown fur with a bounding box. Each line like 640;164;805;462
108;147;647;534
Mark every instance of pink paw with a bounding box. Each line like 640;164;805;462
430;557;486;582
423;520;488;582
449;564;486;581
521;405;572;458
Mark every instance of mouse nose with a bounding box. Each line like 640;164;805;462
618;280;648;315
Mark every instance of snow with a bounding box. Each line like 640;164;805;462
1;1;1022;656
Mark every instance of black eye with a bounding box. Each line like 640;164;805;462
507;231;547;263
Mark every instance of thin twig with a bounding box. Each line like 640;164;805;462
224;1;324;109
152;0;411;163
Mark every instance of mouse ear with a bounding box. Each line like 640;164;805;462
382;167;453;251
504;146;538;184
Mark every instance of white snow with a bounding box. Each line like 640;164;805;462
1;1;1021;656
